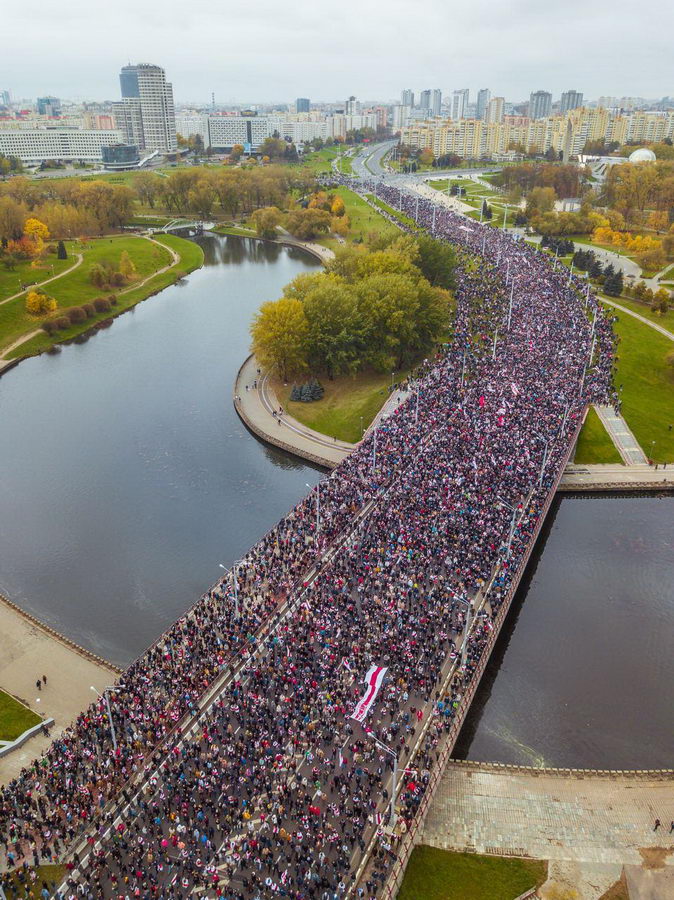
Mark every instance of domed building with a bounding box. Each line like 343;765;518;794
628;147;657;163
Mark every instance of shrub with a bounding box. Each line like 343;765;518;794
54;316;71;330
107;293;118;306
66;307;87;324
93;297;111;313
82;303;96;318
41;320;57;335
25;290;57;316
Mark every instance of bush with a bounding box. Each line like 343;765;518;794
108;293;118;306
93;297;111;313
41;320;57;335
54;316;71;330
82;303;96;318
25;290;57;316
66;307;87;324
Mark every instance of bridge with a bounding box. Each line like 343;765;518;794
151;218;205;236
0;179;626;900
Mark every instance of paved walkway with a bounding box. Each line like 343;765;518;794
422;762;674;899
0;596;117;786
595;405;649;464
0;253;83;307
561;463;673;490
601;297;674;343
234;355;411;468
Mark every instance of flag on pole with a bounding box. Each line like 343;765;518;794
350;665;388;723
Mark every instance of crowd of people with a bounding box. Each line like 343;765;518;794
0;181;615;900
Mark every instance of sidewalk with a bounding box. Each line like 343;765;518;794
595;404;648;464
560;463;673;491
0;595;117;785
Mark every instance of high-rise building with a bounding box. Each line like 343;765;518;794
485;96;505;124
560;90;584;113
114;63;176;153
344;96;361;115
296;98;310;113
401;89;414;108
452;89;469;121
0;90;11;107
529;90;552;120
419;90;431;113
36;96;61;116
476;88;491;121
430;89;442;117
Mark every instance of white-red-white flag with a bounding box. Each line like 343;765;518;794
350;665;388;723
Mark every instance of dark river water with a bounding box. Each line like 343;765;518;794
1;234;672;768
0;235;321;665
455;493;674;769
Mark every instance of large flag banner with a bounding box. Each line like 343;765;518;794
350;665;388;723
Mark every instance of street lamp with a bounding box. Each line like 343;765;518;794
496;497;518;559
90;684;125;753
305;482;320;533
219;563;240;618
372;427;378;471
533;431;550;489
502;203;509;230
368;733;398;826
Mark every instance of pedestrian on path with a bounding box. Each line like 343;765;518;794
654;818;661;831
36;679;41;692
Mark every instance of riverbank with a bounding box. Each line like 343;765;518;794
0;233;204;374
0;593;118;786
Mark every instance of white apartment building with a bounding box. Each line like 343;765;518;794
176;113;210;145
0;127;123;163
114;63;176;153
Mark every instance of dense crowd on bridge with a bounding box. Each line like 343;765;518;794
0;183;615;900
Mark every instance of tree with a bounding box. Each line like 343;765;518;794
286;208;332;241
230;144;245;162
0;196;27;241
302;281;362;377
57;240;67;260
330;196;346;217
419;148;434;166
133;172;160;209
526;186;557;218
25;290;56;316
119;250;137;282
259;137;288;161
251;297;308;381
415;235;456;290
250;206;283;239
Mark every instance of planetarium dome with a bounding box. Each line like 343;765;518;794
628;147;657;163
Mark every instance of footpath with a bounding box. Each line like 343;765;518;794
0;593;118;785
423;761;674;900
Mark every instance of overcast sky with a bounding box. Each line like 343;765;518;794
2;0;672;105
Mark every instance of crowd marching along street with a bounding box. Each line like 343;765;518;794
0;181;615;900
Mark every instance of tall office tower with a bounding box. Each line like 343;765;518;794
0;90;10;107
476;88;491;120
452;89;469;120
401;89;415;108
529;90;552;119
485;96;505;124
114;63;176;153
345;96;361;115
420;89;432;113
296;97;310;113
430;89;442;117
560;90;584;113
36;96;61;116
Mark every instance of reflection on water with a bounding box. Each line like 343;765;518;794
455;494;674;769
0;234;321;666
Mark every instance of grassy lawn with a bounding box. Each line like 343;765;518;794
604;294;674;333
319;187;399;250
398;846;547;900
275;369;406;443
298;146;341;176
367;194;419;229
0;247;78;303
609;311;674;463
574;407;623;464
212;223;257;237
4;234;203;359
0;689;41;741
2;864;66;899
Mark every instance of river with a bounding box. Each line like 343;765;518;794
0;234;321;665
0;235;672;768
455;493;674;770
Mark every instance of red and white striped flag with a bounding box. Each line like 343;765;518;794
350;665;388;723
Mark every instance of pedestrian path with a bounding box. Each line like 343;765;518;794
601;297;674;343
595;404;648;464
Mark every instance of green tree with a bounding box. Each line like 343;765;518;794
250;206;283;239
57;240;67;260
119;250;137;282
415;235;456;290
302;281;362;377
251;297;309;381
286;208;332;240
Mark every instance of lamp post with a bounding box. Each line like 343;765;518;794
306;482;320;533
368;733;398;826
496;497;518;559
492;328;498;360
372;427;378;471
360;415;364;437
507;279;515;331
502;203;509;230
90;685;124;753
431;205;436;235
219;562;240;618
415;389;420;424
533;431;550;489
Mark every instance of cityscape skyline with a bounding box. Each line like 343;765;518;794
1;0;672;103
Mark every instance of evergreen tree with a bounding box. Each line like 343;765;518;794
57;240;67;260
